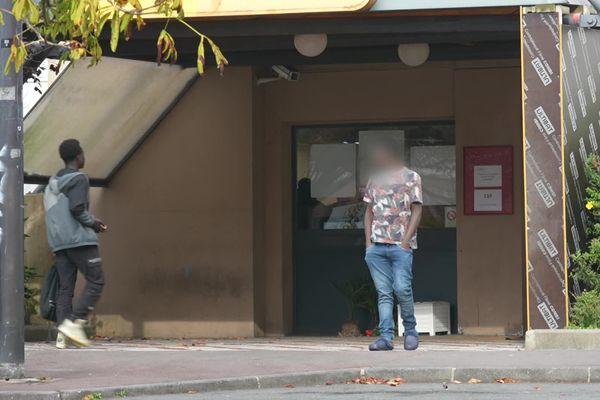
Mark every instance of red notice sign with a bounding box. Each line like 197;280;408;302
464;146;513;215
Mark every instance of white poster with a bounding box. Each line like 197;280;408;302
474;165;502;187
474;189;502;212
309;144;356;198
410;146;456;206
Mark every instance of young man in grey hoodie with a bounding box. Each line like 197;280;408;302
44;139;107;348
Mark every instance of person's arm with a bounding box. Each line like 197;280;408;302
400;173;423;250
363;179;374;249
364;204;374;248
65;175;105;232
400;203;422;250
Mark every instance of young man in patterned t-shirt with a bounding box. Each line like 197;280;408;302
363;138;423;351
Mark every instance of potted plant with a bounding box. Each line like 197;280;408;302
24;265;39;325
334;276;379;336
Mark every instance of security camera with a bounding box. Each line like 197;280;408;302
272;65;300;82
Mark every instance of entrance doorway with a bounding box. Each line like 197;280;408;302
292;122;458;335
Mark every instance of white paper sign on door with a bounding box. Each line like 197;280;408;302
474;189;502;212
474;165;502;187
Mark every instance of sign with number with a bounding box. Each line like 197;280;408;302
464;146;513;215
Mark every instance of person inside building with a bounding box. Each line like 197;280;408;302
44;139;107;348
363;137;423;351
297;177;332;229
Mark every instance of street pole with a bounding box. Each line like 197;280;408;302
0;0;25;379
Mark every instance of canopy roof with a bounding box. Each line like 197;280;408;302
24;58;197;185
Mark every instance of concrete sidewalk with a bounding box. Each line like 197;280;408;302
2;337;600;399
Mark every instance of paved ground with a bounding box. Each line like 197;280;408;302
112;383;600;400
2;336;600;396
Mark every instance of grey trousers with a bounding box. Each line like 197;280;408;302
55;245;105;324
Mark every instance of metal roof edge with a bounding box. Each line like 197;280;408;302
369;0;587;12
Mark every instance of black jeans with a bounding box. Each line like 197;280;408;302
55;245;105;325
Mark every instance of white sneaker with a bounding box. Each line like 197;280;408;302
58;319;90;347
56;332;68;349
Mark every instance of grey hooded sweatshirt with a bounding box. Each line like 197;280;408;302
44;169;98;252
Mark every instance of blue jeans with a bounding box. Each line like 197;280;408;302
365;243;417;342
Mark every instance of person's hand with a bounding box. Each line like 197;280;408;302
366;242;374;250
399;241;411;251
94;219;108;233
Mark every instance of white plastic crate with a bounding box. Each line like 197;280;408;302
399;301;450;336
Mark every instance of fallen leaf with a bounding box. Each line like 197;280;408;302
496;377;517;384
468;378;482;384
325;381;333;386
285;384;295;388
386;377;406;387
348;376;405;386
451;380;462;384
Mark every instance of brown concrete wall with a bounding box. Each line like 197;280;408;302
261;64;455;334
261;62;524;335
455;66;524;335
89;62;523;338
24;193;54;278
91;68;256;338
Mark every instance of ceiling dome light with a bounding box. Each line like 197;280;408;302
397;43;430;67
294;34;328;57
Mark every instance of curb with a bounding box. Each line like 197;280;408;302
526;329;600;350
2;367;600;399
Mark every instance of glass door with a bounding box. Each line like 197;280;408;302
293;122;457;335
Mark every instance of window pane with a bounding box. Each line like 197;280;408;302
295;122;455;230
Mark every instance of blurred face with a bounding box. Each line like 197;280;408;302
370;145;400;171
76;150;85;169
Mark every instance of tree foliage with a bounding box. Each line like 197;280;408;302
571;154;600;328
0;0;227;75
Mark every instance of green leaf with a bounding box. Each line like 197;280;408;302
15;40;27;72
27;0;39;24
12;0;26;21
196;37;205;75
120;13;131;33
209;41;228;75
0;10;5;26
3;42;16;75
135;14;144;31
71;0;86;25
129;0;142;10
110;9;119;52
96;11;111;36
3;55;11;76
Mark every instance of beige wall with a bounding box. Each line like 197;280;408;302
92;68;257;338
91;62;524;338
261;62;524;336
261;64;455;334
25;193;54;278
455;67;524;335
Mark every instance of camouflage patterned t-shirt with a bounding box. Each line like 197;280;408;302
363;167;423;249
